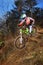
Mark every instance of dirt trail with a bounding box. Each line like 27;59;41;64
0;28;43;65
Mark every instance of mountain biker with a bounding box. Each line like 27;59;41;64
18;13;35;34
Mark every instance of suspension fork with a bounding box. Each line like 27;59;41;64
20;29;22;37
19;29;23;43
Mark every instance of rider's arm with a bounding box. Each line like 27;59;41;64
30;17;35;25
30;17;35;22
18;19;25;26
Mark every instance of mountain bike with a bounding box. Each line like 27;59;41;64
14;25;37;49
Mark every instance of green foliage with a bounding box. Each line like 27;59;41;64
25;0;37;7
6;9;20;33
15;0;37;17
0;41;3;46
15;0;22;7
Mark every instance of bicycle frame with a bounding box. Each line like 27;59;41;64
15;24;37;49
19;27;29;43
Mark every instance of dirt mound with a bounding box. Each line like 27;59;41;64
0;28;43;65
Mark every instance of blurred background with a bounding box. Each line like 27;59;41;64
0;1;43;65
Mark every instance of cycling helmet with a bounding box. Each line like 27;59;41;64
20;14;26;19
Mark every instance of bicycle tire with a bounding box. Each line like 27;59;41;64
32;26;37;37
15;36;25;49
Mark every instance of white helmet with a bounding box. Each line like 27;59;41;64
20;14;26;19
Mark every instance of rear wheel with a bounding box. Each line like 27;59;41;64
31;26;37;37
15;36;25;49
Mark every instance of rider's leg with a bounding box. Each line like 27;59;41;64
29;25;32;33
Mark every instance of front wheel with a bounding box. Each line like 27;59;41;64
15;36;25;49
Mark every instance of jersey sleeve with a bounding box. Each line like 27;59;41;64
18;19;25;26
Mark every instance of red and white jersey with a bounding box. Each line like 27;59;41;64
25;17;30;25
18;17;35;26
